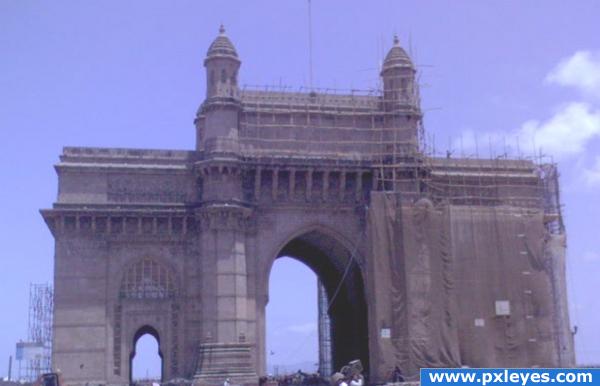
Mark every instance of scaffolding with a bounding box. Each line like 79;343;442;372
317;280;332;377
227;77;559;211
17;283;54;381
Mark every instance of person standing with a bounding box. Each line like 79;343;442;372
392;366;404;383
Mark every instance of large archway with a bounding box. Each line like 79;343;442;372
268;229;369;375
130;325;164;383
267;258;319;374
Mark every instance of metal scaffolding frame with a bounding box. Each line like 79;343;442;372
20;283;54;381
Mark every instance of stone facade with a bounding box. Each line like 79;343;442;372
42;27;575;386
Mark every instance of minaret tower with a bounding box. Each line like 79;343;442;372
194;25;245;203
195;25;242;152
378;35;422;190
205;24;240;99
381;34;418;112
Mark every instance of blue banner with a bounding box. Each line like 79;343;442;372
421;368;599;386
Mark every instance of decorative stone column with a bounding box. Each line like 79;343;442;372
194;205;258;386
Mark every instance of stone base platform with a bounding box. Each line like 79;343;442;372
193;342;258;386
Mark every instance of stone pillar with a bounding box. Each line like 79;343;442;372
355;172;363;201
216;227;248;342
323;171;329;201
272;169;279;201
289;169;296;198
254;168;262;200
194;206;258;386
306;169;313;201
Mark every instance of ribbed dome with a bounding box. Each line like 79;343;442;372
382;35;413;71
206;25;239;61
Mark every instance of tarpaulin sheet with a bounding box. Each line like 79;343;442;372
367;193;567;378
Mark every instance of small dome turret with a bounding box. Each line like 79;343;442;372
203;25;241;99
197;25;243;152
381;35;414;74
380;35;418;112
205;24;239;64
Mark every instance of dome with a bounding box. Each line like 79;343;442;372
382;35;413;72
205;25;239;62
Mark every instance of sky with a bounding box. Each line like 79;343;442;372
1;0;600;378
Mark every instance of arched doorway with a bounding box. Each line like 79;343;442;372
116;258;181;383
267;257;319;375
267;229;369;376
130;326;163;383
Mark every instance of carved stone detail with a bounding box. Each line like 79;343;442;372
195;205;254;231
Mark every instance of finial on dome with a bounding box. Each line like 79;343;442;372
393;34;400;46
219;24;226;35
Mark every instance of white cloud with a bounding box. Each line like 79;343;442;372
517;102;600;158
456;102;600;159
583;156;600;186
546;51;600;99
456;51;600;161
286;322;317;335
452;50;600;194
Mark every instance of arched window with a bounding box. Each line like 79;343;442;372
120;258;177;299
401;78;409;98
209;70;216;93
220;69;227;83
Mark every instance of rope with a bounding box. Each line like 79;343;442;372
327;230;365;311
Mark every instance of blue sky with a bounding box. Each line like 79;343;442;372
1;0;600;378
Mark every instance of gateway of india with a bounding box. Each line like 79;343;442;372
42;26;575;385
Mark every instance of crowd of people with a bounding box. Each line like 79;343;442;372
258;371;329;386
159;359;404;386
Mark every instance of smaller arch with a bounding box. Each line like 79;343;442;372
130;325;163;382
120;258;178;300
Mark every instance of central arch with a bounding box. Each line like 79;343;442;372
267;227;369;375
